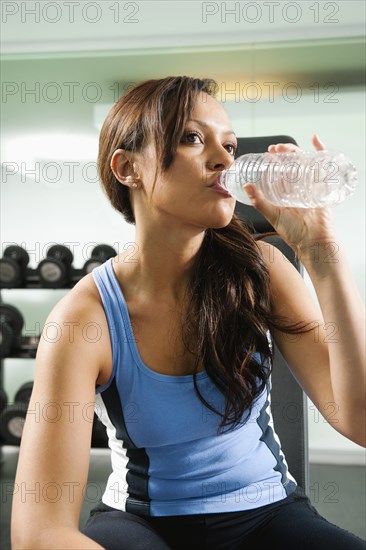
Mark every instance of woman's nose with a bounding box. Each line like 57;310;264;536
206;147;234;172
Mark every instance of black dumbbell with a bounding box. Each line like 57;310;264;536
0;387;8;414
14;381;34;405
83;244;117;275
0;304;24;358
0;245;30;288
0;402;28;445
37;244;74;288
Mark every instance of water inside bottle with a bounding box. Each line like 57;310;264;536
221;150;357;208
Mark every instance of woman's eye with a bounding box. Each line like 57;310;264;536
182;132;237;155
226;144;237;155
183;132;202;144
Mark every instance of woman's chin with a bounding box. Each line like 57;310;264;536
206;211;235;229
212;203;236;227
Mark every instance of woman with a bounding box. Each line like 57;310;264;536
11;76;365;549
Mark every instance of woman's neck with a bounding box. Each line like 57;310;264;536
115;229;205;305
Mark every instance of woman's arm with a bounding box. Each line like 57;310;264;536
257;240;365;447
301;242;365;444
244;135;365;448
11;284;107;549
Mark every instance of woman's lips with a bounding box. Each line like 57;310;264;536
211;175;223;187
209;180;232;197
209;176;232;197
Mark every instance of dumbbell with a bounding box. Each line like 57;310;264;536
0;245;30;288
0;402;28;445
37;244;74;288
83;244;117;275
14;381;34;405
0;304;24;358
0;389;8;444
0;382;34;445
0;387;8;414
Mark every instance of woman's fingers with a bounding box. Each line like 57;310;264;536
267;143;300;153
243;183;280;227
267;135;327;153
312;134;326;151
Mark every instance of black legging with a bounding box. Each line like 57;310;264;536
81;487;366;550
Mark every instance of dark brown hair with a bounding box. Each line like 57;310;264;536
98;76;313;434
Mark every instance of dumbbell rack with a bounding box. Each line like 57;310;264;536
0;266;83;378
0;250;114;458
0;270;82;456
1;267;88;290
0;298;35;466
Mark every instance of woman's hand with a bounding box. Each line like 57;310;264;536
243;134;338;263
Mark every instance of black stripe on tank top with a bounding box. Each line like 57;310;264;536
257;381;297;497
100;378;151;516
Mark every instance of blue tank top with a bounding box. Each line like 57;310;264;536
92;258;297;517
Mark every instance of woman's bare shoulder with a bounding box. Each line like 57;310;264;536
42;272;111;358
51;271;104;319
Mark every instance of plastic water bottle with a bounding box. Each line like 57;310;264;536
220;150;357;208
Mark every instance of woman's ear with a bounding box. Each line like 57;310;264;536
110;149;141;188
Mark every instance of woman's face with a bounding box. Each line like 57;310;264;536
133;92;238;231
